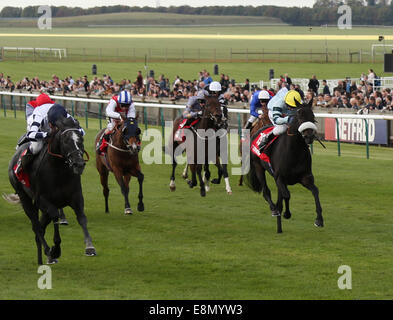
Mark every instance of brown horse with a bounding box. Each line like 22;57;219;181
238;104;272;186
168;95;223;197
95;118;144;215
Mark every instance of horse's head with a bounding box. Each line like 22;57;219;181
53;117;86;175
120;118;141;154
203;95;224;129
289;100;318;145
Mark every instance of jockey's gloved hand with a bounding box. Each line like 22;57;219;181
197;111;203;116
42;132;48;139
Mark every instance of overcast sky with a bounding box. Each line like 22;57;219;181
0;1;315;10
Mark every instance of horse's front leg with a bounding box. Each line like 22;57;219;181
40;211;61;264
137;171;144;212
70;193;96;256
221;163;232;195
196;164;206;197
122;174;132;215
276;177;291;220
301;174;323;227
203;163;211;192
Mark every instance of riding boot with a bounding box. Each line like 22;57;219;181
259;132;275;152
21;148;34;172
241;121;253;141
96;132;111;154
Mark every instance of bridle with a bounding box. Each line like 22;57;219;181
47;128;89;164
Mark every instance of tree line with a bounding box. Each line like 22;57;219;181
1;1;393;26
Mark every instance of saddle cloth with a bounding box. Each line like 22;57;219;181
176;118;200;141
251;126;278;164
13;149;31;188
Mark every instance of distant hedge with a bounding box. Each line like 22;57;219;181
1;3;393;26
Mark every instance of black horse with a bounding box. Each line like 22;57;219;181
246;103;323;233
7;116;96;264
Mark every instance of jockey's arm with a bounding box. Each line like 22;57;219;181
105;99;121;120
272;107;289;125
249;98;260;118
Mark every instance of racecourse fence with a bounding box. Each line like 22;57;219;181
1;91;393;159
0;47;388;64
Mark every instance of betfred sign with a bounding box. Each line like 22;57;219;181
325;118;388;145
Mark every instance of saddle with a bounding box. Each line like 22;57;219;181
13;148;31;188
175;118;200;142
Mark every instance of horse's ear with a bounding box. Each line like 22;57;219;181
136;127;141;136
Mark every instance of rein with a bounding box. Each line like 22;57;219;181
47;128;89;162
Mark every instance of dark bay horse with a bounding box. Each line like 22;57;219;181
246;103;323;233
95;118;144;215
169;95;223;197
7;116;96;265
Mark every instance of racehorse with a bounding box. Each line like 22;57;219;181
7;116;96;265
245;102;323;233
95;118;144;215
169;95;223;197
238;105;272;186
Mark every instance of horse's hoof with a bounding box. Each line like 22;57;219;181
137;203;144;212
49;246;61;259
182;174;188;180
271;210;281;217
205;185;210;192
227;189;233;195
314;220;324;228
283;212;291;219
85;247;97;256
211;179;220;184
46;258;58;265
124;208;133;215
188;180;194;188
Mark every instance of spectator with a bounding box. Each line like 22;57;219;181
308;75;319;95
322;80;330;95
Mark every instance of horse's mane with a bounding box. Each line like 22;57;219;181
55;116;80;130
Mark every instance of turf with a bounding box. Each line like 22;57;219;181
0;112;393;299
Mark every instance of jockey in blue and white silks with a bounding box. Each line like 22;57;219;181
241;90;272;140
97;90;136;154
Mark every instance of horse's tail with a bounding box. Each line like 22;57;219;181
244;155;263;194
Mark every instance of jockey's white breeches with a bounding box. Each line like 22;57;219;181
247;115;258;123
29;140;44;155
268;111;288;136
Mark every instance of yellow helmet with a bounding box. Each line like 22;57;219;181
285;90;302;108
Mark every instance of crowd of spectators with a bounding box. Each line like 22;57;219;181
1;68;393;113
303;69;393;113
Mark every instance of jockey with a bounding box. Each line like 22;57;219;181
20;104;84;171
26;93;55;130
209;81;228;127
174;90;206;141
241;90;272;140
258;88;302;150
97;90;136;155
